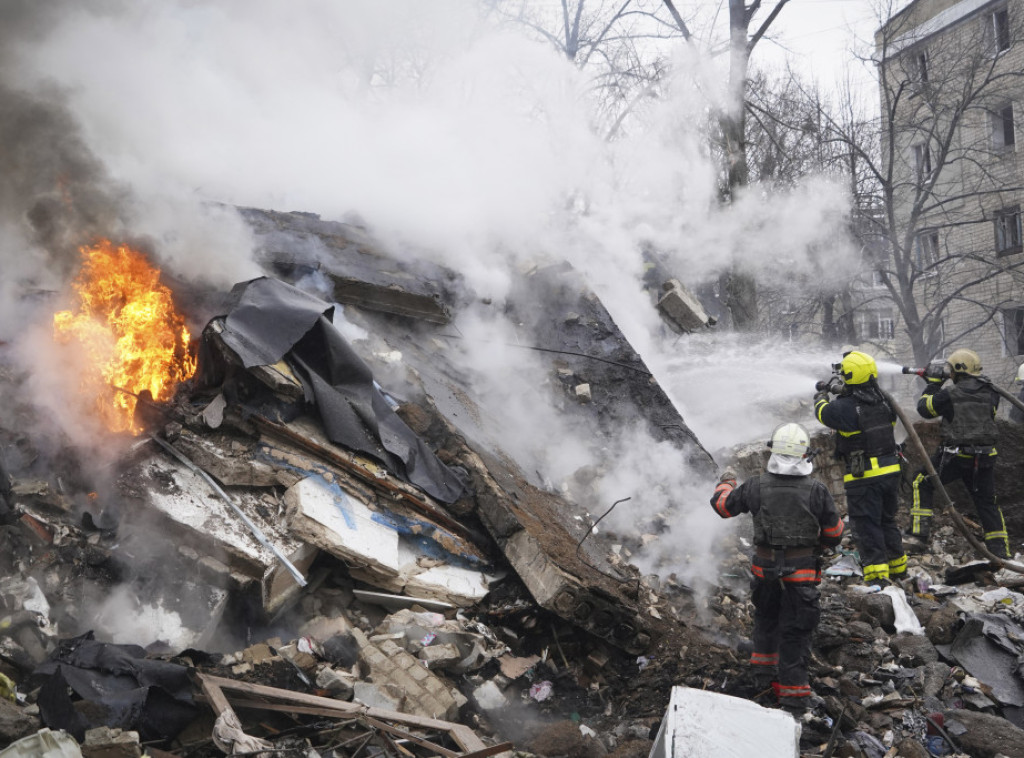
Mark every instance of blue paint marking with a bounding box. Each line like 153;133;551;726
256;443;484;568
255;444;356;529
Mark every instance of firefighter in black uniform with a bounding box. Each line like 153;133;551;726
909;348;1009;557
814;350;907;585
711;423;844;711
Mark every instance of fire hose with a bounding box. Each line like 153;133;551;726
881;388;1024;574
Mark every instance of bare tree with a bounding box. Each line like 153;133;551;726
741;69;874;346
658;0;793;330
485;0;684;134
820;0;1024;366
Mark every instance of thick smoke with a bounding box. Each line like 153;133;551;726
0;1;860;604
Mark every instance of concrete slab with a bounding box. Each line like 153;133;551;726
648;687;800;758
656;279;712;333
284;476;494;606
130;453;314;615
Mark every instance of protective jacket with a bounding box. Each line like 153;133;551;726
753;474;820;548
712;473;843;584
917;376;999;450
814;385;900;484
942;380;998;446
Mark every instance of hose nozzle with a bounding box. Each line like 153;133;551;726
902;366;925;377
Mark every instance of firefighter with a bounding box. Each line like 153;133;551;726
711;423;844;712
1010;364;1024;424
813;350;907;586
908;349;1009;557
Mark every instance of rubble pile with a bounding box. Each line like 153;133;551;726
0;209;708;756
3;209;1024;756
664;422;1024;758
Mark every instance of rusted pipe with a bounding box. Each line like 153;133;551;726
882;390;1024;574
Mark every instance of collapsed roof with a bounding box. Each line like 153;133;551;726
2;206;714;660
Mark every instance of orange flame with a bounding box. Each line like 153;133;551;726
53;240;196;434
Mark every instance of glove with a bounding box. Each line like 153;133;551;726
719;466;738;484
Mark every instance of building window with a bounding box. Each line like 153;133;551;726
1003;307;1024;355
913;143;933;183
914;230;940;271
856;309;896;341
914;50;928;83
870;269;886;287
903;49;929;87
994;206;1023;255
986;6;1012;54
991;104;1016;150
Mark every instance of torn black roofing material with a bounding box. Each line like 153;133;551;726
33;632;198;743
215;277;464;503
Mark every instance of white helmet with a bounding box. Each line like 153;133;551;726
768;423;810;458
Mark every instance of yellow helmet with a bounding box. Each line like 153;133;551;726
840;351;878;385
947;348;982;377
767;422;810;458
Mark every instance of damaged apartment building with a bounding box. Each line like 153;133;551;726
0;207;722;756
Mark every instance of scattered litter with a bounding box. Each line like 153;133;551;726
881;585;925;635
0;728;83;758
529;681;554;702
474;680;508;710
825;553;863;577
637;655;652;671
499;654;541;680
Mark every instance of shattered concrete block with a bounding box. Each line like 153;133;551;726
502;529;650;654
134;454;314;615
656;279;712;333
299;614;352;641
351;628;458;720
353;680;404;712
276;643;318;673
315;666;355;699
0;698;40;745
472;680;507;710
81;727;142;758
418;643;461;669
241;643;278;665
574;384;592;403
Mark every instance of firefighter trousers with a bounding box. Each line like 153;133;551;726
750;578;819;704
846;475;906;583
910;453;1007;558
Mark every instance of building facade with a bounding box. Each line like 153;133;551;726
876;0;1024;392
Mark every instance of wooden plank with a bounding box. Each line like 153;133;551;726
363;716;460;758
219;698;463;757
197;675;232;717
458;743;516;758
199;674;487;752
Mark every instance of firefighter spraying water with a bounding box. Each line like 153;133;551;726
814;350;1024;571
812;351;907;586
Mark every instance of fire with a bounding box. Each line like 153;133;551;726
53;240;196;434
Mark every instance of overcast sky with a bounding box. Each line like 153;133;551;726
754;0;885;94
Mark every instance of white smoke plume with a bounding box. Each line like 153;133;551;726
0;0;860;593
